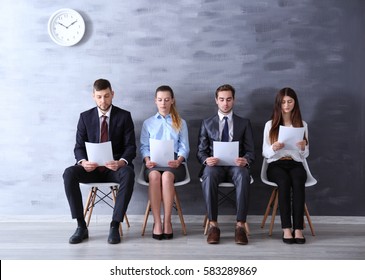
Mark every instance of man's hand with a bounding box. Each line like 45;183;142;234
235;157;248;167
205;157;219;166
81;160;98;172
105;160;125;171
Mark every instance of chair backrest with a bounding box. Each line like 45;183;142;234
136;162;191;187
260;157;317;187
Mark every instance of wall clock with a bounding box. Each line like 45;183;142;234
48;8;85;46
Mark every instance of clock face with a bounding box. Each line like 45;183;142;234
48;9;85;46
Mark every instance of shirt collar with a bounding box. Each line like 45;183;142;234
218;110;233;121
155;112;172;119
97;105;112;118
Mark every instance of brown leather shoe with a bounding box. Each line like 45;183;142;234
207;226;220;244
235;226;248;245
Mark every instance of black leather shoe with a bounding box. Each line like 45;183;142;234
69;227;88;244
108;225;121;244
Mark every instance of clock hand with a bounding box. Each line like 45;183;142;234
57;22;68;28
67;20;78;28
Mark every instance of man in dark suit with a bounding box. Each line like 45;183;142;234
197;84;255;245
63;79;136;244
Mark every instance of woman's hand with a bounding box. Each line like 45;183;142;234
145;158;157;169
296;140;306;151
272;141;284;152
168;160;181;169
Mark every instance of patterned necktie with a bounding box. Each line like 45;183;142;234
221;116;229;142
100;115;108;143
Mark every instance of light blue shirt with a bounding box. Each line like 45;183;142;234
140;113;190;160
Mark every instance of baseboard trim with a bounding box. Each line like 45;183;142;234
0;215;364;224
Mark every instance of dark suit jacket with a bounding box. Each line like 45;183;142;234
74;105;136;166
197;113;255;174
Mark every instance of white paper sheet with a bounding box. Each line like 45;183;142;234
278;126;305;150
85;141;114;166
150;139;174;167
213;141;239;166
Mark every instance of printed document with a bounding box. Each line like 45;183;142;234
85;141;114;166
150;139;174;167
278;126;305;150
213;141;239;166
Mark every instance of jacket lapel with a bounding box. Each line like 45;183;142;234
211;115;220;141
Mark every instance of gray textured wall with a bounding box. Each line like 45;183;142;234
0;0;364;217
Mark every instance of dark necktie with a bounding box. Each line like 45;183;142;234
100;115;108;143
99;115;108;171
221;116;229;142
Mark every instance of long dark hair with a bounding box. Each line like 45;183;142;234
269;87;305;144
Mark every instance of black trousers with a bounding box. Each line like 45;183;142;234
201;165;250;222
267;160;307;230
63;165;135;222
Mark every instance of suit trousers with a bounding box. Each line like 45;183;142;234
267;160;307;230
63;165;135;222
201;165;250;222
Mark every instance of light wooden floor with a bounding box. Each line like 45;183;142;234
0;215;364;260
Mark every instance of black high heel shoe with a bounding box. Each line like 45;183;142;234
163;223;173;240
152;223;163;240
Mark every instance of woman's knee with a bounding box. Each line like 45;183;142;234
161;171;175;183
148;170;161;181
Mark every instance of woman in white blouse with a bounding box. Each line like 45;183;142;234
262;87;308;244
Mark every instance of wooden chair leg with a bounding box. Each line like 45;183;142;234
261;188;277;228
85;187;98;227
269;190;279;236
204;216;209;235
244;222;250;236
304;203;315;236
203;214;208;228
141;200;151;236
174;191;187;235
83;187;94;226
124;214;130;228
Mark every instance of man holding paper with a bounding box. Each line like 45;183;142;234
63;79;136;245
197;84;255;245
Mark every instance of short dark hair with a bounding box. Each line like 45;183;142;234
93;79;112;91
215;84;235;99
